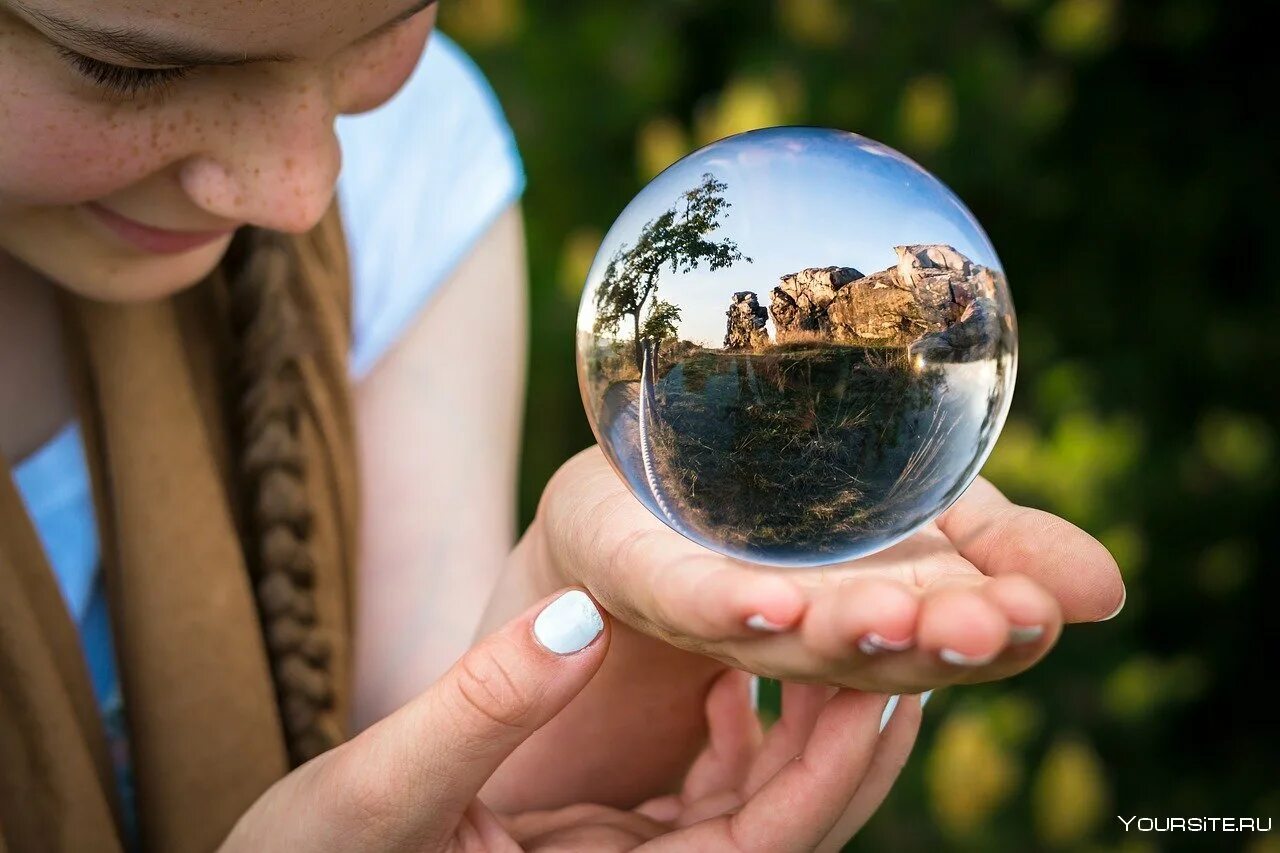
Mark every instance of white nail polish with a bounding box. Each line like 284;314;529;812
858;632;914;655
921;689;933;708
1098;587;1127;622
1009;624;1045;644
746;613;788;632
749;675;760;711
534;590;604;655
878;694;901;732
939;648;998;667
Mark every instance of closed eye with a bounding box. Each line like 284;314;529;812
57;47;190;98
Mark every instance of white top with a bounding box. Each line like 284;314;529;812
10;31;526;715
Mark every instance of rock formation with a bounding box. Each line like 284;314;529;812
907;294;1002;364
765;244;1004;360
770;266;862;342
724;291;770;350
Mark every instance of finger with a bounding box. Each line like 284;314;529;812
543;447;807;642
800;577;919;661
675;790;746;828
728;691;890;852
462;800;522;853
645;692;890;851
645;554;809;641
505;803;669;847
744;682;836;793
682;669;763;803
937;477;1125;622
917;583;1011;668
981;572;1063;648
634;795;683;824
816;693;924;852
826;579;1054;692
953;574;1063;682
333;588;608;837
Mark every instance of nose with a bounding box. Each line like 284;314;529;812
179;74;343;235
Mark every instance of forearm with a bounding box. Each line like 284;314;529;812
477;521;725;812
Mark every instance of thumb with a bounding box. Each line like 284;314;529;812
345;588;608;829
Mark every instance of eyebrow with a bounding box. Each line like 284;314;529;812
10;0;438;66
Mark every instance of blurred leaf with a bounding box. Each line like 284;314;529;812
1103;655;1208;722
775;0;854;48
1196;538;1253;597
637;115;690;181
983;411;1141;526
1042;0;1118;57
558;227;603;302
1196;410;1275;487
1020;72;1073;136
1032;738;1108;846
1247;836;1280;853
926;711;1020;837
1098;523;1145;578
986;693;1044;748
696;73;799;145
1035;361;1095;418
898;75;956;152
438;0;523;46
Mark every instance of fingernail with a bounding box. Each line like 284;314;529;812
878;694;901;732
534;590;604;655
921;689;934;708
748;675;760;711
1009;624;1045;644
746;613;789;633
857;632;915;655
1098;587;1126;622
939;648;998;667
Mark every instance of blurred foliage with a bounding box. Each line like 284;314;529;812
442;0;1276;848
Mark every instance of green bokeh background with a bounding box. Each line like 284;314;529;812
441;1;1277;849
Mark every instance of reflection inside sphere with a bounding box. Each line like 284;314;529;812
576;127;1017;567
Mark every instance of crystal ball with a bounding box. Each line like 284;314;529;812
576;127;1017;567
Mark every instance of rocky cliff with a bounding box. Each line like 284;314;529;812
770;266;863;342
768;244;1004;361
724;291;770;349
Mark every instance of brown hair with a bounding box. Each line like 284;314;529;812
222;221;345;766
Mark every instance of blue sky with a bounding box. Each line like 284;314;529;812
578;127;1006;347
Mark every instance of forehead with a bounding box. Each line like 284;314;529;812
12;0;413;54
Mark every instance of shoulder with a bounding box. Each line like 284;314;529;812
336;32;526;379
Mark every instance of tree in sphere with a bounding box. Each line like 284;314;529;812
593;173;751;367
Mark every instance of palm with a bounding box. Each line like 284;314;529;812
541;447;1124;694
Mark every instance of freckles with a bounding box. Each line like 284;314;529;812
0;95;189;205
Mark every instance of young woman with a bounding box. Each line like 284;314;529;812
0;0;1126;850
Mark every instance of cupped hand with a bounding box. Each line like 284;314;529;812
502;670;922;853
220;588;611;852
533;446;1125;694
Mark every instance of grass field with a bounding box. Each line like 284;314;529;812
623;342;997;563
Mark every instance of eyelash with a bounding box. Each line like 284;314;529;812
53;8;426;100
57;47;190;98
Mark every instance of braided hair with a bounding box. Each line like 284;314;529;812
223;225;341;766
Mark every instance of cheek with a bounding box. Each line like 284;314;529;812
338;19;433;115
0;93;186;206
0;29;190;207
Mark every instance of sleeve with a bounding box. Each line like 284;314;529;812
336;31;526;379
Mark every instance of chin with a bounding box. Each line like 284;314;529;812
72;235;236;304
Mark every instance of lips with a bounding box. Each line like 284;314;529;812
83;202;236;255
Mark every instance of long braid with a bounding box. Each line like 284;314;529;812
224;226;340;766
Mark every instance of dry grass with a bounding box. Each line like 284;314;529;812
635;343;951;559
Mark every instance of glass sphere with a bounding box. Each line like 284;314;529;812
576;127;1017;567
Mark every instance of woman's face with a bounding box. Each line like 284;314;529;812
0;0;435;301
